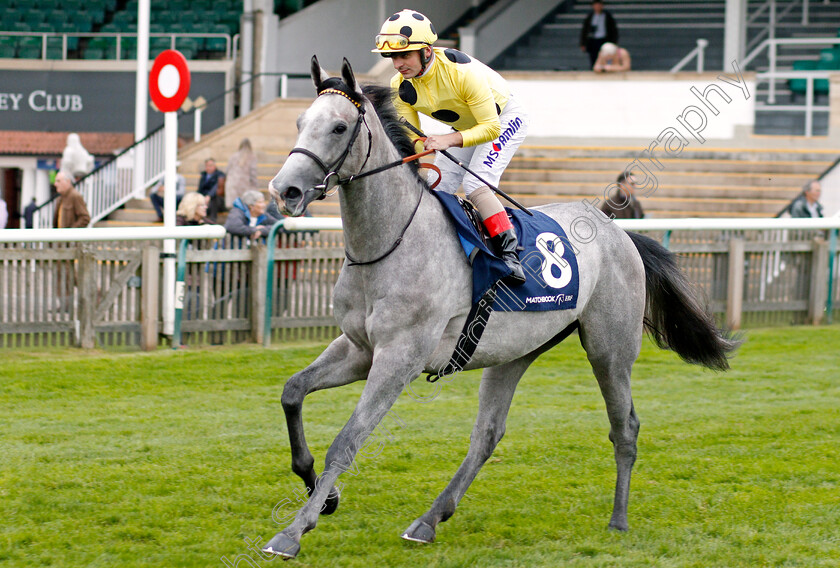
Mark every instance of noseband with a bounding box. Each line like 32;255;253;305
288;88;372;200
287;86;436;266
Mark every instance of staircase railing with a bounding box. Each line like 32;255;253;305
670;39;709;73
32;125;166;229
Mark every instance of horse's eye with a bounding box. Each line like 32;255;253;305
333;124;347;135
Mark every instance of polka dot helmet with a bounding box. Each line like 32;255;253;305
372;9;438;54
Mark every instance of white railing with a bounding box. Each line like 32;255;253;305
743;37;840;102
282;216;840;232
670;38;709;73
0;31;233;60
33;126;166;229
754;70;831;137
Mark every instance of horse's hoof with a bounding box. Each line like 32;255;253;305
401;519;436;543
608;520;629;532
320;486;340;516
263;531;301;559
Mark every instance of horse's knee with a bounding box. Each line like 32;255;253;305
281;374;308;410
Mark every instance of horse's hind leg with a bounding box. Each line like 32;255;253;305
578;313;642;532
281;334;372;515
402;355;535;543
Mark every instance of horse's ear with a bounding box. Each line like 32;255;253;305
341;58;362;97
310;55;330;93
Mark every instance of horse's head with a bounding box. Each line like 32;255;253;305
269;56;368;217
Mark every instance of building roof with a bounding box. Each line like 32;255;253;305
0;131;135;157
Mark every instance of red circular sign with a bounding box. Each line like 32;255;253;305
149;50;191;113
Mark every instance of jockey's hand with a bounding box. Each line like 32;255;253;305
423;132;463;151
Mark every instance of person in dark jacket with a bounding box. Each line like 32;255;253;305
788;180;824;218
600;171;645;220
197;158;226;222
580;0;619;69
224;190;284;240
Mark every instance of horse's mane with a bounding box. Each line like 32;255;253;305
361;84;423;179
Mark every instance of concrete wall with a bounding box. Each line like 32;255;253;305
459;0;563;64
505;71;756;141
272;0;481;78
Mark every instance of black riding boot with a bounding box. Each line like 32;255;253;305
491;229;526;286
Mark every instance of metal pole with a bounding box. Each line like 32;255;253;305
769;41;777;103
240;0;254;115
827;227;837;323
805;75;814;137
696;39;707;72
194;107;202;142
162;111;178;336
263;220;286;347
133;0;150;199
173;237;189;348
802;0;809;25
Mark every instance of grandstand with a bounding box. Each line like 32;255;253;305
1;0;838;228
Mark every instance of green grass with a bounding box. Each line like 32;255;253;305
1;327;839;567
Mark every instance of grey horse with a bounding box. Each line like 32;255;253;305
263;58;738;559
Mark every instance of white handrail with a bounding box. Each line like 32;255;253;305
0;225;226;243
32;127;167;229
0;31;233;60
756;70;832;137
282;217;840;232
670;38;708;73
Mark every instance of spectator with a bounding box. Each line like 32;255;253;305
593;42;631;72
789;180;824;218
24;197;38;228
580;0;619;70
53;171;91;228
0;196;7;229
197;158;226;222
150;167;186;222
225;190;284;240
225;138;258;211
600;171;644;219
60;133;95;181
176;192;211;226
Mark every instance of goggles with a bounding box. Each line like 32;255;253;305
374;34;426;51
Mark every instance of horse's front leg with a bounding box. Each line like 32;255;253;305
402;354;535;543
282;334;372;515
265;343;429;559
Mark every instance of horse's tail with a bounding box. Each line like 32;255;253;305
627;231;741;371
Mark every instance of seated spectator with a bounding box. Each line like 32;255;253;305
197;158;226;222
788;180;824;218
150;167;186;222
176;192;212;226
600;171;644;219
593;42;631;72
224;189;284;240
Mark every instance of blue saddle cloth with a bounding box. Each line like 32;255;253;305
431;191;579;312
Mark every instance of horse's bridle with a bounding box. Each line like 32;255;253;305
288;88;373;200
286;86;432;266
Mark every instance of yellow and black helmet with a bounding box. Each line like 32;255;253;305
372;9;438;54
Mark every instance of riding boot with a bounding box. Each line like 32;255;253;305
489;228;526;286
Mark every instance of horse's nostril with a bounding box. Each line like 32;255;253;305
283;187;303;201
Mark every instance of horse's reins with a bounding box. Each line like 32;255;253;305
288;86;440;266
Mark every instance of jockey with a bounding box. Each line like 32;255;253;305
373;9;528;285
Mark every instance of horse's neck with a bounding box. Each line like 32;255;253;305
339;156;429;258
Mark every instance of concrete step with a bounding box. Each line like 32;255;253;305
509;156;830;175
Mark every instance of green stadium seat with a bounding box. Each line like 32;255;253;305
23;10;46;25
83;47;104;59
788;59;818;95
12;22;31;32
0;36;17;58
17;35;42;58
